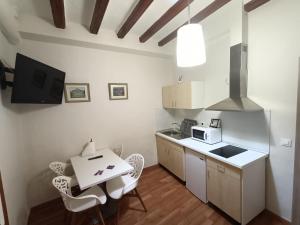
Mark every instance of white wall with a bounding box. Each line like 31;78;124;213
247;0;300;220
171;0;300;221
0;31;29;225
16;39;174;206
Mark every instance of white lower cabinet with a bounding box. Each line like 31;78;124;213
185;148;207;203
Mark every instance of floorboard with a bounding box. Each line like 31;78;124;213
28;165;290;225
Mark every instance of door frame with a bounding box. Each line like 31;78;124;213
0;172;9;225
292;58;300;225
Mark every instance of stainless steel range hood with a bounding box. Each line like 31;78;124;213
206;43;263;112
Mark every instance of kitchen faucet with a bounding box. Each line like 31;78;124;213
171;122;181;131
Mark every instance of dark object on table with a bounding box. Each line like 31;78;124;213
94;170;103;176
107;165;115;170
88;155;103;160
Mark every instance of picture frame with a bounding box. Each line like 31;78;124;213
108;83;128;100
0;172;9;225
64;83;91;103
209;119;221;128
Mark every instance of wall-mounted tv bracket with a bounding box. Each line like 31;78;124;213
0;60;14;90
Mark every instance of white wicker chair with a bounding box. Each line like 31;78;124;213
49;162;78;187
106;154;146;224
52;176;107;225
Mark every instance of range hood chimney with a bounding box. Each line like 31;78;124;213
206;43;263;112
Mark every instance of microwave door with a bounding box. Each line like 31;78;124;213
193;129;205;140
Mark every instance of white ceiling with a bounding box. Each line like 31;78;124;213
9;0;224;42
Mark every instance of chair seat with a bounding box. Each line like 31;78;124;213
106;174;138;200
69;186;107;212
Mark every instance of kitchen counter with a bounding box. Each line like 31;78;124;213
156;132;268;169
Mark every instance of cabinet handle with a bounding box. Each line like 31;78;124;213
207;170;210;179
217;165;225;173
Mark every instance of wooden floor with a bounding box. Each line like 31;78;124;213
28;165;290;225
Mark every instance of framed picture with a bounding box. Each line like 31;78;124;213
209;119;221;128
64;83;91;103
0;172;9;225
108;83;128;100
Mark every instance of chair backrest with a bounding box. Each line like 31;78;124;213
49;161;68;176
125;154;144;181
52;176;73;211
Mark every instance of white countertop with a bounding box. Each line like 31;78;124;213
156;132;268;169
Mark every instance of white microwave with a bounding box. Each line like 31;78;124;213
191;126;222;144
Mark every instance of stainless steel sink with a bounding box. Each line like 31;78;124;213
159;129;188;140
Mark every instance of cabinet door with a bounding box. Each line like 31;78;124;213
168;143;185;181
207;166;222;208
156;137;169;168
221;169;241;222
185;149;206;202
175;83;189;109
207;158;241;222
156;136;185;181
162;82;204;109
162;86;175;108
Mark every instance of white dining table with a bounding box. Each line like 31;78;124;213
71;148;134;190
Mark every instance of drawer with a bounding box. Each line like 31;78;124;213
207;157;241;180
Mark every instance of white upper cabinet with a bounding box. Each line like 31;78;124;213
162;81;204;109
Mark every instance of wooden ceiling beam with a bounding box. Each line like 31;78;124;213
90;0;110;34
117;0;154;39
244;0;270;12
139;0;194;43
158;0;231;47
49;0;66;29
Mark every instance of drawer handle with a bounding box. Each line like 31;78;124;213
217;165;225;173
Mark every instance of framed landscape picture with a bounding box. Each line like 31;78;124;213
0;172;9;225
64;83;91;103
108;83;128;100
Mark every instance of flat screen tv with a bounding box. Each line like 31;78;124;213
11;53;65;104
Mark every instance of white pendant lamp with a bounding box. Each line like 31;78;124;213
176;2;206;67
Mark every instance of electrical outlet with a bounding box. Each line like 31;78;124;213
280;138;292;148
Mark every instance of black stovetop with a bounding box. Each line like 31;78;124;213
210;145;247;158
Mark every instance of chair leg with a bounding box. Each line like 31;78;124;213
134;188;147;212
65;210;71;225
96;206;106;225
115;199;121;225
70;212;76;225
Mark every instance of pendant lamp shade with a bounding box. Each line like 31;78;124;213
176;23;206;67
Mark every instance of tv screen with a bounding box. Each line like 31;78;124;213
11;53;65;104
